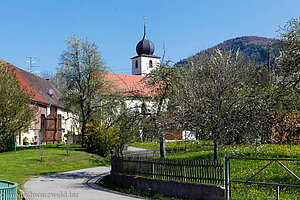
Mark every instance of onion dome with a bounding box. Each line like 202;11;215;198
136;24;155;55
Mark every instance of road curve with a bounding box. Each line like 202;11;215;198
23;166;144;200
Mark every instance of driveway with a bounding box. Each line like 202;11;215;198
23;166;144;200
23;147;147;200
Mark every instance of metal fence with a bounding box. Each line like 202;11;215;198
225;155;300;200
111;156;224;185
0;180;18;200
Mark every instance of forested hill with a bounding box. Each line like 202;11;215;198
176;36;280;67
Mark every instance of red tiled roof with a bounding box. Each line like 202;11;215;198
0;59;47;103
106;73;154;97
0;59;63;107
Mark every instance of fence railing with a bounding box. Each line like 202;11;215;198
122;149;160;158
111;156;224;185
0;180;18;200
225;155;300;200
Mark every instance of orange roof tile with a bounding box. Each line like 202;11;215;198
0;59;48;104
106;73;154;97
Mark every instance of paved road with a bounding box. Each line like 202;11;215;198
23;147;147;200
23;166;144;200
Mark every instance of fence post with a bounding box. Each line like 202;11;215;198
152;162;155;179
277;186;280;200
225;155;231;200
184;160;187;182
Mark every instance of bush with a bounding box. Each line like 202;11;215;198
0;135;15;152
86;123;119;157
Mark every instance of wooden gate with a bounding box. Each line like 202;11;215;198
44;114;62;144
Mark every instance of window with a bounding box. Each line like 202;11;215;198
141;102;147;115
41;114;45;134
120;102;127;110
149;60;153;68
135;60;138;68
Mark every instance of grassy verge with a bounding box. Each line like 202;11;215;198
0;145;110;189
130;141;300;200
99;175;193;200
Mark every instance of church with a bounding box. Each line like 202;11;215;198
104;22;159;108
106;23;188;141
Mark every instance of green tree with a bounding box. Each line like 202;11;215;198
0;62;35;151
58;35;109;147
172;49;275;160
86;95;140;157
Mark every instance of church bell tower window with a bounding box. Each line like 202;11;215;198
149;60;153;68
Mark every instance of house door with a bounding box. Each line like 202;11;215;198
44;114;62;144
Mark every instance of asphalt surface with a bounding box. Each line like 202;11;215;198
23;147;146;200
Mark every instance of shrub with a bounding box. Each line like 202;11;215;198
0;135;15;152
86;123;119;157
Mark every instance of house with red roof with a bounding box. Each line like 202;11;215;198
0;59;77;146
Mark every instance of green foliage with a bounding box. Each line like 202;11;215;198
0;135;15;152
86;107;140;157
86;123;119;157
0;62;35;152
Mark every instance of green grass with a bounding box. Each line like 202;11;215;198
130;141;300;200
0;145;110;189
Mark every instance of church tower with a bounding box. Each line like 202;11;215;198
131;20;160;76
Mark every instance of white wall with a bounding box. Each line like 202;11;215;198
57;108;79;141
132;56;160;76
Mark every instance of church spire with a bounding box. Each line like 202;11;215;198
136;15;155;55
143;15;147;39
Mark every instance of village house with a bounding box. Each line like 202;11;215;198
0;59;77;146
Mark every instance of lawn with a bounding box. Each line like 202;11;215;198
130;141;300;200
0;145;110;190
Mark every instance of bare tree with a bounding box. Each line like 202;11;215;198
139;61;179;158
172;49;275;160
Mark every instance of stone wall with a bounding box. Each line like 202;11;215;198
110;173;224;200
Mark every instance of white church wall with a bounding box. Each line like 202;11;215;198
132;56;160;76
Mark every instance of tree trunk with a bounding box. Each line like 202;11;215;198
159;134;166;158
81;121;86;148
214;140;218;160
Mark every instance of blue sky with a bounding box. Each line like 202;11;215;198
0;0;299;75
